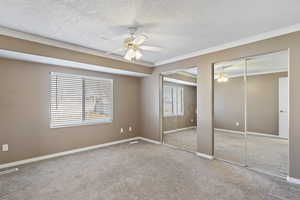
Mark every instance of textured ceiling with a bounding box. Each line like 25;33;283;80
0;0;299;65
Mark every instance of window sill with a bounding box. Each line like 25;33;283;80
50;119;113;129
164;114;184;118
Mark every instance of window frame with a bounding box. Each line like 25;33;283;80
49;72;114;128
163;85;184;117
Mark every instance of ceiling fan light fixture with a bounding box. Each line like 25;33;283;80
128;48;136;57
124;55;132;61
124;48;135;61
108;27;162;62
217;72;229;82
135;49;142;60
124;47;143;61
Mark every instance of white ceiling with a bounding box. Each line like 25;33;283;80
214;50;288;77
0;1;299;65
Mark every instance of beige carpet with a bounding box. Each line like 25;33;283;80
163;129;288;177
164;129;197;152
215;130;288;177
0;140;299;200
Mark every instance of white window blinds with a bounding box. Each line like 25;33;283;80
163;85;184;117
49;72;113;128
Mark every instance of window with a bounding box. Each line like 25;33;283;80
49;72;113;128
163;85;184;116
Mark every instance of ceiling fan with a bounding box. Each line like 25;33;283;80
106;27;162;62
215;65;231;82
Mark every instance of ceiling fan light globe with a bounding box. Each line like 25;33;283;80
124;54;132;61
135;49;143;60
128;48;135;56
217;77;229;82
124;48;134;61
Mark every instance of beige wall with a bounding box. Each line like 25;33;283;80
140;31;300;179
0;35;153;75
163;81;197;131
214;72;288;135
0;58;141;164
140;74;161;141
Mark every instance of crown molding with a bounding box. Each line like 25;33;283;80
0;26;154;67
155;23;300;66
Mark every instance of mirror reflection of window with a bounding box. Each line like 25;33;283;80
164;86;173;116
176;87;184;115
163;85;184;117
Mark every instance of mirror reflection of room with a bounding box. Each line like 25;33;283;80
163;68;197;152
246;51;288;177
214;59;246;165
213;50;289;177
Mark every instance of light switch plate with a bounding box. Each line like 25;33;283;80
120;128;124;133
129;126;132;132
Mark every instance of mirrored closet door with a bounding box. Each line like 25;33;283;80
162;68;198;152
213;59;247;166
213;50;289;177
246;50;289;177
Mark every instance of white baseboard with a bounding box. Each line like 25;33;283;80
214;128;288;139
215;128;242;135
137;137;161;144
0;168;19;176
195;152;214;160
0;137;141;170
164;126;196;134
287;176;300;185
0;136;162;170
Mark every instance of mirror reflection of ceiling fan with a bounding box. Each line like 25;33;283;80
106;27;163;62
215;65;232;82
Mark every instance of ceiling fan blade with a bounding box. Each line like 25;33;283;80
105;47;126;55
140;45;163;52
101;34;128;42
133;35;148;45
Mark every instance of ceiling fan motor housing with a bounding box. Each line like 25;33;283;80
124;39;140;51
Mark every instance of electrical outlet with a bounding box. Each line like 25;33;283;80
129;126;132;132
236;122;240;127
2;144;8;152
120;128;124;134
